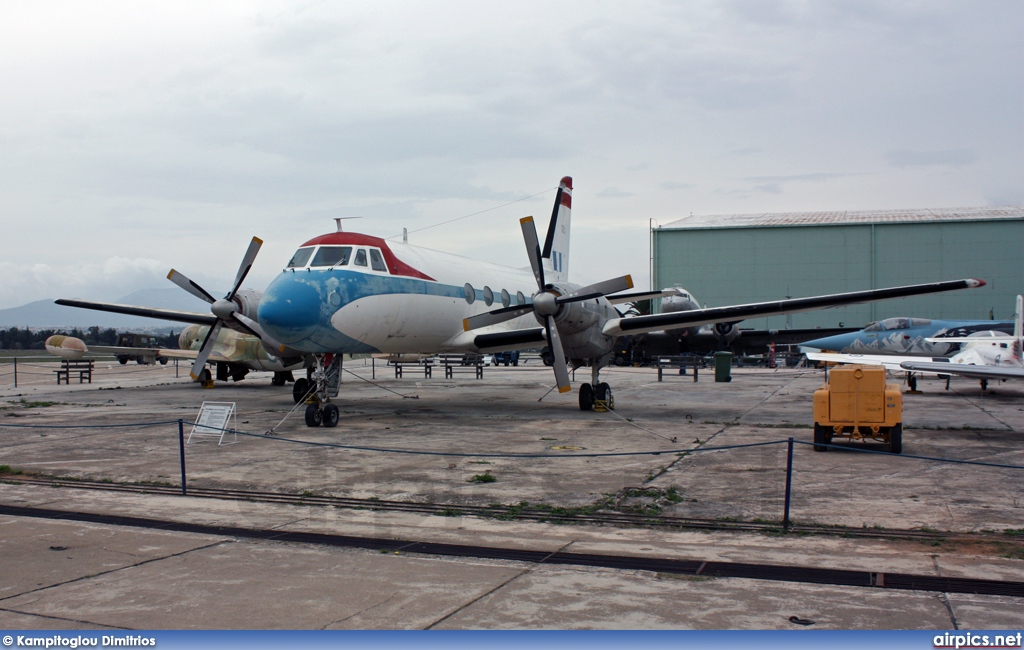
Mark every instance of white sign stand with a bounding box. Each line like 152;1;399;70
188;401;238;445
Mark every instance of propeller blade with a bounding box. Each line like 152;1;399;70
558;275;634;304
167;269;217;304
520;217;545;290
545;315;572;394
463;305;535;331
227;236;263;299
190;322;221;381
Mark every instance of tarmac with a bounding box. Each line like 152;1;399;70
1;357;1023;630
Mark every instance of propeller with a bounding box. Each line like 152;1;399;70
167;236;264;380
464;216;633;394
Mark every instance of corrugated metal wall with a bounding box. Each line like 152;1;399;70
652;220;1024;329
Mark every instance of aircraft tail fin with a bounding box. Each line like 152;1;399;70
541;176;572;283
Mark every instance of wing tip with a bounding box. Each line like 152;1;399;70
969;278;986;288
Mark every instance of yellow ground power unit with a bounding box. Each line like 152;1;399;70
812;364;903;454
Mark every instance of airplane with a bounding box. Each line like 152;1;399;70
44;325;303;386
806;296;1023;391
55;176;986;428
802;316;1014;356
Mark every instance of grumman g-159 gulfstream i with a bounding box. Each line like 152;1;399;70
57;177;985;427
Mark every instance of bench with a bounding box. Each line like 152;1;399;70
437;354;485;380
655;355;704;382
55;359;94;384
391;359;434;379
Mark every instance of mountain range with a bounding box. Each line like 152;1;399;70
0;288;216;330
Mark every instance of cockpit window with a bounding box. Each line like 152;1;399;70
369;249;387;272
354;249;368;267
286;247;315;268
310;246;352;267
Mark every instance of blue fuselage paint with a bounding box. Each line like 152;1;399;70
259;268;469;353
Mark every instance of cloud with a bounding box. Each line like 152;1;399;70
885;149;978;168
596;188;635;199
661;181;696;190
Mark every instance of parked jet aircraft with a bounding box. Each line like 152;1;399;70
56;177;985;427
806;296;1023;391
802;316;1014;356
44;325;302;385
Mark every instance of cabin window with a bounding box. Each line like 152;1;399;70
516;291;526;305
500;289;510;308
464;283;475;304
483;286;494;306
354;249;368;267
286;247;315;268
369;249;388;272
310;246;352;267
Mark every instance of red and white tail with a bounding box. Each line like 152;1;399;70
541;176;572;283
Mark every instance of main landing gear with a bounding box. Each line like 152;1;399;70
578;365;614;411
297;354;342;428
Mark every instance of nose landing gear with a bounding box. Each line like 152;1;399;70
578;365;614;412
298;354;342;428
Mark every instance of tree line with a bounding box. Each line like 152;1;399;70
0;327;178;351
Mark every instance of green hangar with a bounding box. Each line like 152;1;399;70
650;206;1024;330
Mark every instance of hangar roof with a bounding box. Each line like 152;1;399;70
659;206;1024;230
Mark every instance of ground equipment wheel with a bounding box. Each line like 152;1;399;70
888;423;903;454
579;383;594;411
304;404;322;427
813;424;829;452
322;403;340;428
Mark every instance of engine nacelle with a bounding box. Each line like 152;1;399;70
714;321;742;345
538;282;619;360
231;288;262;323
45;335;88;360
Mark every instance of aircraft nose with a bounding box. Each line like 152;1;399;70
258;274;322;346
803;333;852;352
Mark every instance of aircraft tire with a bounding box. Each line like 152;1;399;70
304;404;323;427
322;404;340;428
595;382;614;410
293;378;310;404
159;357;168;365
579;383;594;411
888;423;902;454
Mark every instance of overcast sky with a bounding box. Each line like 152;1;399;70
1;0;1020;310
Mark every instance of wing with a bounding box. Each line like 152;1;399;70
55;299;217;326
804;351;936;373
899;361;1024;381
602;279;984;337
739;327;861;347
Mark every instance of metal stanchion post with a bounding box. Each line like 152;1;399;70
13;357;17;388
178;419;187;495
783;437;794;531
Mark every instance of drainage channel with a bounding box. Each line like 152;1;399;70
2;503;1022;598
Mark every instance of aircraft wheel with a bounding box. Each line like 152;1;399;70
579;383;594;411
117;357;128;365
293;378;310;404
596;382;614;410
198;368;212;383
304;404;323;427
888;423;903;454
322;404;340;428
159;357;168;365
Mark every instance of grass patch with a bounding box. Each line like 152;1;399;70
468;473;496;483
0;465;23;475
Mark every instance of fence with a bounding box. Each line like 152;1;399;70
1;418;1021;533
